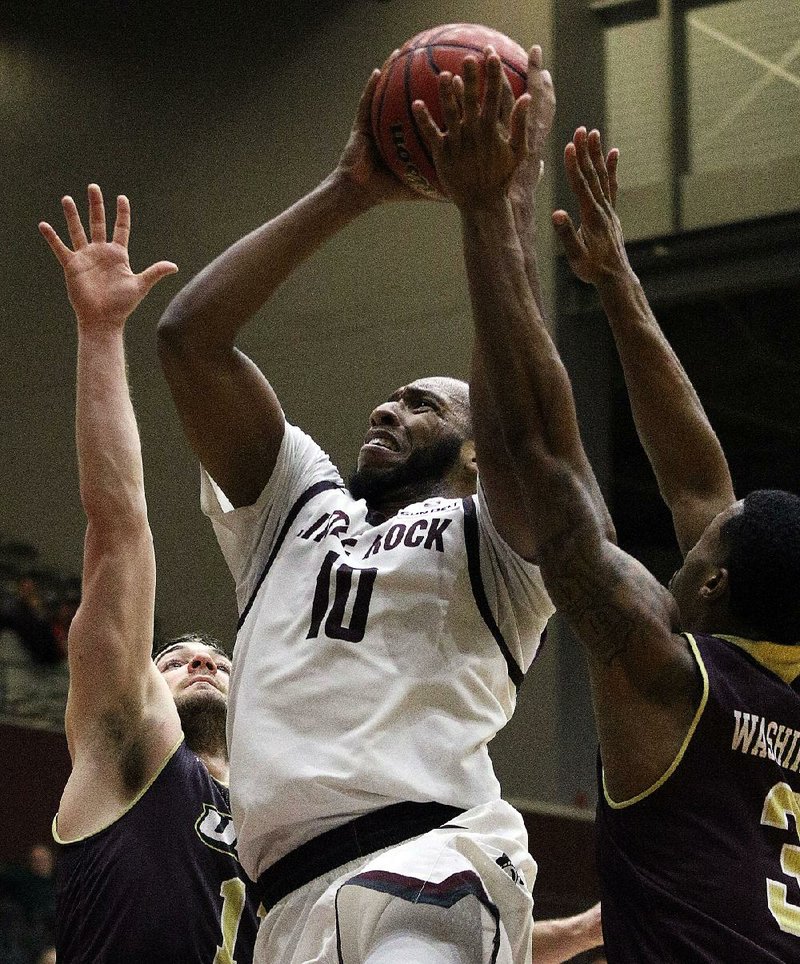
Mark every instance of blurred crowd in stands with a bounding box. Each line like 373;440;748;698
0;538;80;666
0;535;169;668
0;842;56;964
0;539;70;959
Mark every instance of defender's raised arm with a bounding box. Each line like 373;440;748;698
553;128;735;554
415;52;696;803
39;186;180;834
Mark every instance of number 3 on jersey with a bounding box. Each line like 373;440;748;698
762;781;800;936
307;550;378;642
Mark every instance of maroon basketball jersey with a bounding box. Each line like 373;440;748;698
55;740;259;963
597;632;800;963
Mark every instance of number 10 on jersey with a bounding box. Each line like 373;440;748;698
307;550;378;643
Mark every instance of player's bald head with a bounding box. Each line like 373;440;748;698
409;376;472;439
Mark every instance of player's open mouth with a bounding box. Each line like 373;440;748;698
363;431;401;452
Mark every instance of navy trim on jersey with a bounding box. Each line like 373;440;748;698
238;479;342;630
334;868;502;964
255;800;463;913
462;497;525;689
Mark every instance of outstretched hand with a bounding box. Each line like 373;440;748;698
39;184;177;329
552;127;628;287
510;45;555;204
335;67;424;205
412;48;530;210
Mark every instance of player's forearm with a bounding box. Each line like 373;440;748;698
509;189;546;316
464;201;551;427
597;272;733;514
76;328;147;531
463;201;613;566
462;202;582;473
70;326;157;728
469;194;541;467
512;192;616;543
533;902;603;963
157;171;373;353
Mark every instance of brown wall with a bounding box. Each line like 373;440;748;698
2;724;71;864
523;808;599;920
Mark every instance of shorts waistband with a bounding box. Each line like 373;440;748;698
255;800;464;913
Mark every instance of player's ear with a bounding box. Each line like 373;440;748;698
459;439;478;479
700;567;729;602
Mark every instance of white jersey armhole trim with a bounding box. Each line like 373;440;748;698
476;481;541;576
53;735;185;845
603;633;709;809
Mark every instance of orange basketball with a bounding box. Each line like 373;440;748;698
371;24;529;200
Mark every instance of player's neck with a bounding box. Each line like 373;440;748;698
197;749;229;784
367;475;472;521
178;698;228;773
365;494;407;524
698;608;752;640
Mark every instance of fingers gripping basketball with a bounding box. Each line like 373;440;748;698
371;24;528;200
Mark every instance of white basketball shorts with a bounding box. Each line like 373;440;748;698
253;799;537;964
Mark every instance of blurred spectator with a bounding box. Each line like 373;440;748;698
48;578;81;658
0;843;56;964
0;538;170;732
1;574;63;664
0;893;27;964
0;537;176;668
0;540;39;583
0;537;79;663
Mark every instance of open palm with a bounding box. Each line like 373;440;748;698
39;184;177;329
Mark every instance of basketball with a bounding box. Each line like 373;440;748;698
371;24;529;200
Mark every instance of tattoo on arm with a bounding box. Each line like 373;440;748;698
537;525;641;668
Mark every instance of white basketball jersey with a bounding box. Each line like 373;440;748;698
202;424;554;881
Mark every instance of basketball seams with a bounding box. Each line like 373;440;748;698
406;23;521;52
392;43;527;81
371;58;396;163
427;44;527;83
403;50;439;192
371;25;528;197
408;24;458;48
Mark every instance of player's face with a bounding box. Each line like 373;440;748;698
155;643;231;704
357;377;469;473
668;501;743;628
350;377;471;505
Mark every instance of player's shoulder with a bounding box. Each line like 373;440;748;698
250;422;344;515
284;422;339;468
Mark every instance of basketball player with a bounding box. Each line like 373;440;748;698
155;48;577;962
39;185;259;963
415;54;800;961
